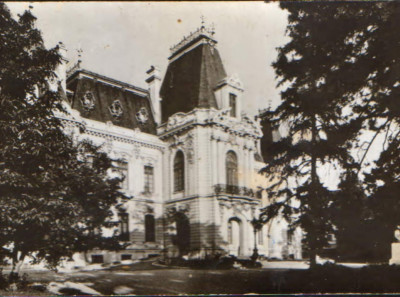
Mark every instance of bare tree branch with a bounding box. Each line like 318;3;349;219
357;118;390;175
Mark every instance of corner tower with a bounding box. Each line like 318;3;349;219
160;25;227;122
159;23;268;259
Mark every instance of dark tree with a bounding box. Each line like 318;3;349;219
260;2;379;267
355;3;400;255
0;3;127;273
364;138;400;261
322;2;400;260
331;171;380;262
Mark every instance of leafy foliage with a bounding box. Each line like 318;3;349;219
0;3;127;270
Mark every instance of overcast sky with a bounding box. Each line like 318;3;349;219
7;2;289;115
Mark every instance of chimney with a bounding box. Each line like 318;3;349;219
146;66;162;125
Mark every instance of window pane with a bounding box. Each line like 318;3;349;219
229;93;236;117
174;151;184;192
119;213;129;241
144;166;154;194
226;151;238;186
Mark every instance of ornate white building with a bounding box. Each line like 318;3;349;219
58;24;302;264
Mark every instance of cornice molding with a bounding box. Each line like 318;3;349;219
158;108;262;140
58;115;166;152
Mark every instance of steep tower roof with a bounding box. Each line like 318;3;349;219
160;25;227;122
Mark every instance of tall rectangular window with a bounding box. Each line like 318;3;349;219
113;160;129;190
119;213;129;241
174;151;185;192
229;93;237;117
144;166;154;194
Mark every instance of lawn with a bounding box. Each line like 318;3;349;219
3;263;400;295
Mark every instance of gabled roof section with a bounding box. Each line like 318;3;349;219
66;69;157;134
160;26;227;123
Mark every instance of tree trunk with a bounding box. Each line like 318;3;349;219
10;251;26;280
309;246;317;268
14;256;25;276
309;115;318;269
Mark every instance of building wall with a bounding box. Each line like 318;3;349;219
58;94;303;265
58;64;304;265
60;108;167;262
155;108;274;258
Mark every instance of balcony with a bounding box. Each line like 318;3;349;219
213;184;261;198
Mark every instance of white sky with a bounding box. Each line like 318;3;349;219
6;1;289;115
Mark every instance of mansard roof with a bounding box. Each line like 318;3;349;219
66;69;157;135
160;27;227;123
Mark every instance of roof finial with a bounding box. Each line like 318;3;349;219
210;22;215;36
77;48;83;68
201;15;205;29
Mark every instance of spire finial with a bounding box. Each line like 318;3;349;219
211;22;215;36
201;15;205;28
76;48;83;68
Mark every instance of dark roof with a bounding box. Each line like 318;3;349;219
67;69;157;134
68;69;148;94
160;38;227;122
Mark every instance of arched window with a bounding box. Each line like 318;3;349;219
145;214;155;242
174;151;185;192
226;151;238;186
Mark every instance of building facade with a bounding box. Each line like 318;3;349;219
58;24;302;264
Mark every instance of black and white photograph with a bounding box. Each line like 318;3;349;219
1;1;400;295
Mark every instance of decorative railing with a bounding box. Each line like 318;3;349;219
170;25;215;55
214;184;261;198
66;60;81;77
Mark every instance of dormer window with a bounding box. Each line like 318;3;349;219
229;93;237;117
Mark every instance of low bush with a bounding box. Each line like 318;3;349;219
0;271;8;290
237;259;262;269
0;270;30;292
164;255;261;270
